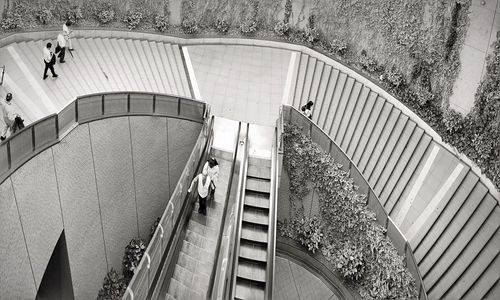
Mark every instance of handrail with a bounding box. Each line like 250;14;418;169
282;105;427;300
265;127;279;299
0;65;5;85
122;114;215;300
207;122;242;299
228;123;250;299
0;91;206;186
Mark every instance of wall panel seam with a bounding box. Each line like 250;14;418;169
128;117;141;238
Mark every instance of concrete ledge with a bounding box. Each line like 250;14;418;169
0;29;497;200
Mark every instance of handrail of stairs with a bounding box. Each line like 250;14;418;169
207;122;242;299
282;105;427;299
0;91;206;186
264;127;279;299
123;114;215;300
228;123;250;299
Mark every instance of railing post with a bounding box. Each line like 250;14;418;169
152;94;156;113
6;141;11;169
31;126;35;151
75;98;79;122
101;94;105;115
55;115;59;140
127;93;131;113
177;98;181;116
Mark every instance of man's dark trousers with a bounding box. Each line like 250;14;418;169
43;61;56;78
57;47;66;62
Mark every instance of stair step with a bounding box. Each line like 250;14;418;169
329;76;355;137
171;44;191;97
293;54;309;108
73;38;107;92
299;56;317;108
235;277;266;300
414;176;484;263
460;249;500;300
248;156;271;167
247;164;271;180
167;278;190;300
97;38;125;91
185;229;216;253
369;116;411;186
159;43;182;96
246;177;270;194
237;258;266;283
317;69;340;129
242;207;269;226
109;38;136;90
117;39;146;91
149;41;173;94
345;92;378;157
178;250;213;277
311;65;332;123
140;40;164;92
351;97;387;165
241;223;268;244
323;72;348;134
239;240;268;262
304;60;324;107
245;191;270;209
181;241;215;264
187;219;218;240
334;81;363;142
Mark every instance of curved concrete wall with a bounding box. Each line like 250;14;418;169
0;116;202;300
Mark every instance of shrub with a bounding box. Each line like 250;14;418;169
35;7;53;25
215;17;229;34
329;38;348;56
154;15;169;32
181;0;198;34
283;0;292;24
240;0;259;35
96;269;127;300
302;15;320;44
381;70;405;88
334;240;365;281
123;10;144;30
92;0;116;24
150;217;161;240
443;108;465;134
1;14;20;30
122;238;146;280
274;20;290;36
64;5;84;24
358;51;382;73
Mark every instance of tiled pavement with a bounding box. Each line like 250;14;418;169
186;45;292;127
450;0;500;114
274;256;339;300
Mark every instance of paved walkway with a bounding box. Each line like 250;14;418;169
450;0;499;114
185;45;291;127
274;256;340;300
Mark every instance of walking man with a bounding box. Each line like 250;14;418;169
63;20;74;51
43;42;58;80
56;33;66;63
188;171;211;216
0;93;23;141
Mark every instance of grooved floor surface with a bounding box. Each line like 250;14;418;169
274;256;339;300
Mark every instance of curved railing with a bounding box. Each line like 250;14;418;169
282;105;427;300
0;91;206;186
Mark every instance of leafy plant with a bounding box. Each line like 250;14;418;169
35;7;53;25
302;15;320;44
240;0;259;35
150;217;161;240
328;38;348;56
1;14;20;30
181;0;198;34
334;240;365;281
381;69;405;88
280;216;324;253
215;17;229;34
443;108;465;133
96;269;127;300
122;238;146;280
123;10;144;30
358;51;382;73
274;20;290;36
91;0;116;24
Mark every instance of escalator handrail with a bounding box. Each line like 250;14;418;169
265;127;279;299
228;123;250;299
207;122;242;299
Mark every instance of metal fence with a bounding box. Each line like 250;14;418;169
283;105;427;300
0;92;206;186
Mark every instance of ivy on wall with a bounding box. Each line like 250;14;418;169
279;124;418;299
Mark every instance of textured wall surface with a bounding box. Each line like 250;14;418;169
89;117;138;270
10;149;63;289
0;116;202;300
0;179;37;299
52;125;108;300
168;119;202;191
129;117;170;242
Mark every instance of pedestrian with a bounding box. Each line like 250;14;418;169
43;42;58;80
188;171;211;216
56;33;66;63
203;157;219;200
301;101;314;119
63;20;74;51
0;93;24;141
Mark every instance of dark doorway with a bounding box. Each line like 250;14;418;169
36;231;74;300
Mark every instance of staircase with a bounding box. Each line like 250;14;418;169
164;149;231;300
0;38;192;123
234;156;272;299
284;52;500;298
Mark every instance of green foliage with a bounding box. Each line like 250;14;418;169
302;15;320;44
273;20;289;36
333;240;365;281
215;17;230;34
122;238;146;280
181;0;198;34
1;14;20;30
154;15;169;32
150;217;161;240
328;38;349;56
358;51;383;73
123;10;144;30
90;0;116;24
283;0;292;24
381;69;405;88
35;7;53;25
443;108;466;134
96;269;127;300
240;0;259;35
280;124;418;299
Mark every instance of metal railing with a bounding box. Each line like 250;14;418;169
122;114;214;300
207;122;242;299
0;91;206;186
282;105;427;300
228;123;250;299
0;65;5;85
265;127;279;299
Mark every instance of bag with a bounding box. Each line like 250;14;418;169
55;44;62;54
49;52;56;65
12;116;25;134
